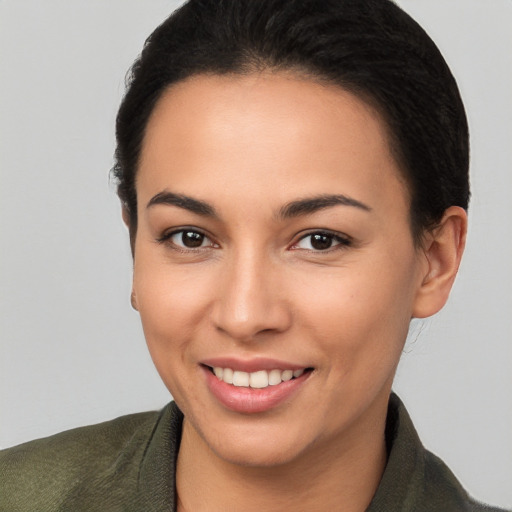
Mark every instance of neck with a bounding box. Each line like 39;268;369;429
176;400;388;512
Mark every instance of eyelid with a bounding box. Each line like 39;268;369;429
290;230;352;251
156;226;219;250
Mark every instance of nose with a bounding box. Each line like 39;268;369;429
211;249;292;342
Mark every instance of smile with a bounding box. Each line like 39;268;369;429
211;367;307;389
203;363;313;413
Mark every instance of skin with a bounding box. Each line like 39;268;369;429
129;72;467;512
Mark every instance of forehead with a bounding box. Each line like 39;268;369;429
137;72;409;218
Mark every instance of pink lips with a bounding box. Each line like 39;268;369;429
201;358;312;414
202;356;304;373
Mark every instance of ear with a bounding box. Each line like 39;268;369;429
130;289;139;311
122;206;136;257
412;206;467;319
122;206;130;228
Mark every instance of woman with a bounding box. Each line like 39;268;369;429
0;1;508;510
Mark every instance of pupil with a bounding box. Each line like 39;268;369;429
182;231;204;248
311;234;332;250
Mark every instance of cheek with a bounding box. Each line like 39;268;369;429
293;249;419;371
132;255;216;371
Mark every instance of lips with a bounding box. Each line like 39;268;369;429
201;359;313;414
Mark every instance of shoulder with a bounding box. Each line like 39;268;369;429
421;449;507;512
0;409;162;511
368;394;509;512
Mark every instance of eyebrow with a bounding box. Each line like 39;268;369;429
146;190;371;220
146;191;217;217
278;194;372;219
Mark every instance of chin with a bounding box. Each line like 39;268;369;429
192;412;320;469
211;436;311;468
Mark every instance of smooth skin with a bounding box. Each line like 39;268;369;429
129;72;467;512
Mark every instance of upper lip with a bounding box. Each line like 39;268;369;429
201;357;310;373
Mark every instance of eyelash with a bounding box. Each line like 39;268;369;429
291;231;352;252
156;228;217;252
156;229;352;253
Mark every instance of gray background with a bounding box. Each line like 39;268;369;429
1;1;510;508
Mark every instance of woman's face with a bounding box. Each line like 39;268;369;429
132;72;429;466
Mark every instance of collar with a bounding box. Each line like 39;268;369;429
136;393;481;511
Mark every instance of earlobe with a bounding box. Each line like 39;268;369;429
412;206;467;319
131;290;139;311
122;207;130;228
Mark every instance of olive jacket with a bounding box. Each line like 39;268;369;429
0;394;507;511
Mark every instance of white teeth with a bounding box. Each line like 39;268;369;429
212;367;307;388
232;370;250;387
249;370;269;389
268;369;282;386
223;367;234;384
281;369;293;381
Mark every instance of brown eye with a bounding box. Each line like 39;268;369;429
169;230;210;248
294;232;351;251
310;233;333;250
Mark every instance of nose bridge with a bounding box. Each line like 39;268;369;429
213;244;290;341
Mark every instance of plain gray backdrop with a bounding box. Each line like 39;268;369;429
1;1;511;508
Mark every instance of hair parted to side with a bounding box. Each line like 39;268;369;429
113;0;469;247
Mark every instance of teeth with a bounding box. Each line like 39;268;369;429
232;370;250;387
281;370;293;381
249;370;268;389
223;367;234;384
268;369;282;386
212;367;307;388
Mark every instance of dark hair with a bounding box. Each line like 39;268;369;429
113;0;469;245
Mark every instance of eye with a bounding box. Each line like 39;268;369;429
293;232;351;251
160;229;216;249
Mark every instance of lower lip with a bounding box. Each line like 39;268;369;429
203;366;311;414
